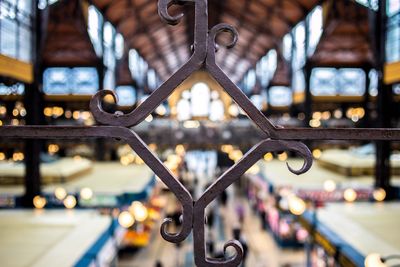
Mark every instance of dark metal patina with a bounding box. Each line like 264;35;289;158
0;0;399;266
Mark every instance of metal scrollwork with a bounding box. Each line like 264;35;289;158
0;0;399;266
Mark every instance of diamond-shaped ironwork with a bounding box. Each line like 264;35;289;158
0;1;399;266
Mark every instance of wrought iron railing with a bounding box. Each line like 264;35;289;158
0;1;399;266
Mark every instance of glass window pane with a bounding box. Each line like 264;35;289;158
104;69;115;90
18;26;31;62
115;86;136;106
393;83;400;95
269;86;292;106
0;17;17;58
386;16;400;63
369;69;378;97
267;50;277;80
88;5;103;56
0;83;24;95
43;68;71;94
115;33;124;60
310;68;337;96
293;69;305;93
308;6;323;55
283;33;292;61
337;68;366;96
387;0;400;17
191;82;210;117
294;22;306;68
71;67;99;95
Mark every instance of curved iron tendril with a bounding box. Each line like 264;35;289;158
192;140;312;266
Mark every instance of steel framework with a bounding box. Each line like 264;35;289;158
0;0;399;266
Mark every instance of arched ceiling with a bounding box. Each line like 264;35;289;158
90;0;321;82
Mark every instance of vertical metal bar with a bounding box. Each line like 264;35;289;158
375;0;393;196
23;0;42;207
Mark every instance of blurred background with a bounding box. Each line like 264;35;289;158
0;0;399;266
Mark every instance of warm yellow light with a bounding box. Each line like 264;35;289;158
12;152;24;161
120;156;130;166
344;188;357;202
155;105;167;116
12;109;19;117
118;211;135;228
278;152;288;161
0;106;6;115
167;154;181;165
63;195;77;209
365;253;386;267
135;156;145;165
309;119;321;128
33;196;46;209
0;120;3;126
44;107;52;117
73;155;82;161
175;144;185;156
183;120;200;129
246;165;260;175
373;188;386;202
129;201;148;222
103;94;115;103
0;152;5;161
229;149;243;162
288;195;306;216
312;112;322;120
313;149;322;159
145;114;153;123
54;187;67;200
321;111;331;120
48;144;59;154
80;187;93;200
11;119;19;125
264;152;273;162
323;180;337;193
221;145;234;153
73;111;80;120
149;143;157;152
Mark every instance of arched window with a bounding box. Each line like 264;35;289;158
283;34;292;61
190;83;210;117
308;6;323;55
209;91;224;121
177;98;191;121
88;5;103;56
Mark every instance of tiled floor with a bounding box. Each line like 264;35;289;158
118;193;305;267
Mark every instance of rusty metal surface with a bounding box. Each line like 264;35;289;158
0;0;399;266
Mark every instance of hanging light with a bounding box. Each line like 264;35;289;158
288;195;306;216
33;196;47;209
80;187;93;201
343;188;357;202
54;187;67;200
118;211;135;228
264;152;273;162
373;188;386;202
323;180;337;193
63;195;77;209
